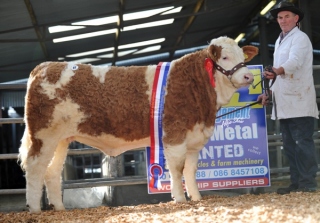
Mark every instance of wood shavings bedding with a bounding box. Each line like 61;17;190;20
1;191;319;223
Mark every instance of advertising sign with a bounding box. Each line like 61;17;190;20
146;65;270;193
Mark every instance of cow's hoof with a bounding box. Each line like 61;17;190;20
173;195;187;203
53;205;65;211
190;195;202;201
29;207;41;214
190;193;202;201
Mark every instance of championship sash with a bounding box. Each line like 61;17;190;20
146;62;171;190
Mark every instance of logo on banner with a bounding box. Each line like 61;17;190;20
149;163;164;189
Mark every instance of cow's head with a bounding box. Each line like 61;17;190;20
207;36;258;89
206;36;258;107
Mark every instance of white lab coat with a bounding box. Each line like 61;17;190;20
271;26;319;120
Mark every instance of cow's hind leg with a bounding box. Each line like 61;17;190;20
44;139;69;211
25;141;58;213
183;151;201;201
164;144;187;202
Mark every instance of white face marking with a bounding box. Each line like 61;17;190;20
209;37;253;107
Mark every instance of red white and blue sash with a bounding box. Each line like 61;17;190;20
147;62;171;190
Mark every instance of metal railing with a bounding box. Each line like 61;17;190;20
1;129;319;195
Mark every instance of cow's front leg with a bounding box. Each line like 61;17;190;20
183;151;201;201
164;144;187;202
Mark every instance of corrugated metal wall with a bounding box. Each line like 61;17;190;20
0;91;26;108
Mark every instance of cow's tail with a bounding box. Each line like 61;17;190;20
18;127;31;171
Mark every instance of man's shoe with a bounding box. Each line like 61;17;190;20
295;187;317;193
277;185;298;195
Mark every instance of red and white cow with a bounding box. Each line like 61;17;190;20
19;36;258;213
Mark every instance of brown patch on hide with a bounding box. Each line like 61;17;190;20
45;62;66;84
162;49;218;145
65;65;150;140
26;62;67;156
29;63;43;78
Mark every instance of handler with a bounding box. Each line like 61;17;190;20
258;1;319;194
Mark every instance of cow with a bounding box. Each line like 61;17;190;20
18;36;258;213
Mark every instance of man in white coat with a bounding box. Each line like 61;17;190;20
259;1;319;194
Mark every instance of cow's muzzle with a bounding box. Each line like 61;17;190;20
244;73;254;84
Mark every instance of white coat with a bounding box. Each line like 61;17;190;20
271;26;319;120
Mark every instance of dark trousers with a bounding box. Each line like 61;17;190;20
280;117;318;189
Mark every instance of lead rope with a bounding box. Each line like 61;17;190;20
216;100;262;119
216;65;276;119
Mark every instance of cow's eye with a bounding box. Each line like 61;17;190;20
222;56;227;60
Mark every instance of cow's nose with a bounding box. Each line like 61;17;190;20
244;73;254;84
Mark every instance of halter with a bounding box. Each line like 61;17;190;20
214;62;246;78
204;57;247;88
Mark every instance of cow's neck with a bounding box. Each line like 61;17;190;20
214;72;238;109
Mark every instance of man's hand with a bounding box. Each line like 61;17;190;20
264;65;277;79
264;70;276;79
257;94;269;106
264;65;284;79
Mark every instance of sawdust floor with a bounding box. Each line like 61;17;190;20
0;190;319;223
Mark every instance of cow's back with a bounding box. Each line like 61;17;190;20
25;62;154;155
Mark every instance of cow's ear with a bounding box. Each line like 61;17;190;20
242;45;259;62
208;44;222;62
